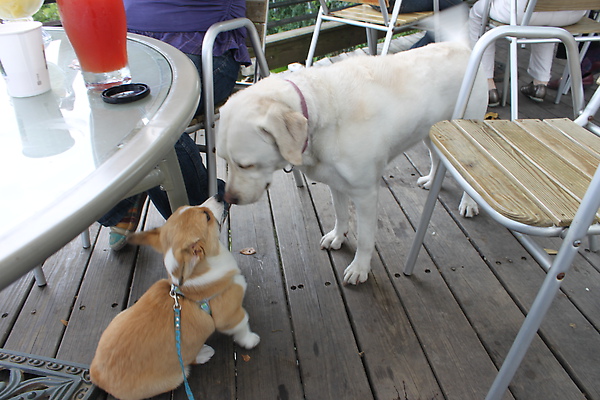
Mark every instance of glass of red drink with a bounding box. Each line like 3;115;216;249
57;0;131;90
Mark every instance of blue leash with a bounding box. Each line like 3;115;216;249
171;285;196;400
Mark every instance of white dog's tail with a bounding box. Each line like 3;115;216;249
419;3;471;45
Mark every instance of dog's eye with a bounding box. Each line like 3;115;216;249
238;163;255;170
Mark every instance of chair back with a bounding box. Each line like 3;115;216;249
357;0;391;6
531;0;600;12
455;25;584;119
246;0;268;48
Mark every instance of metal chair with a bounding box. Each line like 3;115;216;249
477;0;600;119
404;25;600;399
305;0;439;67
189;4;304;198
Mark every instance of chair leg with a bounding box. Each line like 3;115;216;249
306;9;324;67
554;64;570;104
404;163;447;275
381;29;395;56
33;266;46;287
487;165;600;400
292;168;304;187
556;41;590;105
159;148;189;213
589;235;599;252
205;121;218;197
509;38;519;120
485;239;581;400
81;229;91;249
366;28;378;56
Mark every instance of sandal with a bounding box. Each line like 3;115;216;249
109;193;147;251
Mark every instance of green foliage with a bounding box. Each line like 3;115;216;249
268;1;350;34
33;3;59;23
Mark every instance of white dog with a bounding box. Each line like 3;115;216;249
217;9;487;285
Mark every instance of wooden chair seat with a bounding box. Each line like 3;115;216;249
405;26;600;400
491;14;600;35
431;118;600;227
306;0;439;65
331;4;432;27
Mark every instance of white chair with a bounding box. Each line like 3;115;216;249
35;147;188;286
189;1;304;196
477;0;600;119
305;0;439;67
404;25;600;399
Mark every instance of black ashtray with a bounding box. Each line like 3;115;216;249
102;83;150;104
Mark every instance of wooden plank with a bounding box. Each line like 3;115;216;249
55;223;140;364
3;224;101;358
305;177;444;399
332;4;430;26
431;120;555;226
480;120;594;201
229;194;305;399
460;119;587;225
268;170;374;400
542;119;600;161
401;143;588;399
533;0;600;12
264;22;375;68
0;275;34;345
246;0;268;46
376;187;515;399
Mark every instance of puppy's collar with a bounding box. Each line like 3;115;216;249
285;79;309;121
170;284;212;315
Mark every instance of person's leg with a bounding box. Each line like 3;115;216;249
521;10;588;102
98;197;138;227
398;0;461;13
147;132;225;219
185;50;241;115
469;1;499;105
147;52;239;219
98;193;146;251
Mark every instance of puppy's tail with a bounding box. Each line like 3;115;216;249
419;3;471;46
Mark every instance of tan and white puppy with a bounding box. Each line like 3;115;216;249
217;7;487;285
90;197;259;400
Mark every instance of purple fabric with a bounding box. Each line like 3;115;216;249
124;0;250;62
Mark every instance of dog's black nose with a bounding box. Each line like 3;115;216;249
224;192;238;205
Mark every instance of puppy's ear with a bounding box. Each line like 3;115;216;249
128;228;163;253
179;241;205;282
190;241;205;260
260;104;308;165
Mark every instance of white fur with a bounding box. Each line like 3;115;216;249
222;312;260;349
182;244;240;288
195;345;215;364
217;7;487;285
200;197;224;221
164;248;179;285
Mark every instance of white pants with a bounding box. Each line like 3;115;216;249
469;0;587;82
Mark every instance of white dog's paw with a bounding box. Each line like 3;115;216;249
458;192;479;218
320;230;346;250
417;174;434;190
235;332;260;349
195;345;215;364
343;262;370;285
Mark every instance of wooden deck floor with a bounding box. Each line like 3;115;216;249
2;35;600;400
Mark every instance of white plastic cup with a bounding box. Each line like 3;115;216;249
0;21;51;97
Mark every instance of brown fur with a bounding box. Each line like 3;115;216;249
90;200;258;400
